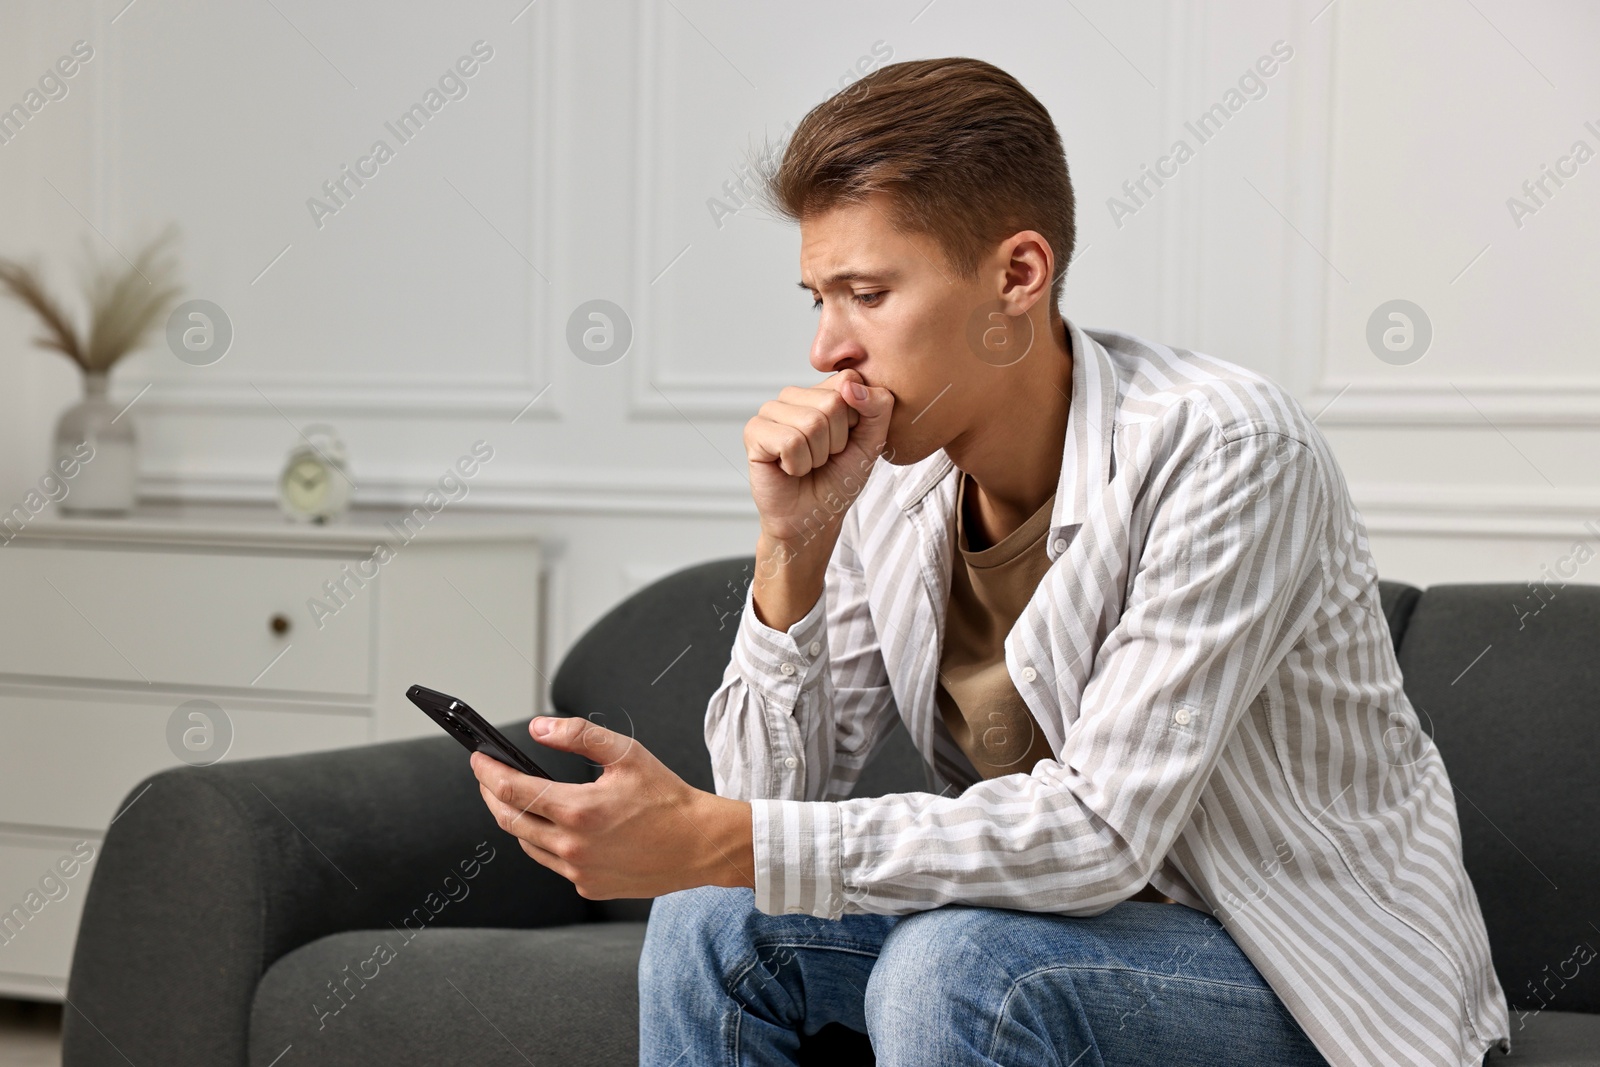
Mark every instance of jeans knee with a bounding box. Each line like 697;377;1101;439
864;907;1030;1056
639;885;757;995
866;910;974;1013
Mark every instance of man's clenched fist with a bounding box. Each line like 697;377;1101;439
742;368;894;549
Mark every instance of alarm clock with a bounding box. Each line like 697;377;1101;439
277;424;352;523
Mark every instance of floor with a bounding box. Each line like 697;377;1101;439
0;999;62;1067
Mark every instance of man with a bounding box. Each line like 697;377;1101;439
471;57;1511;1065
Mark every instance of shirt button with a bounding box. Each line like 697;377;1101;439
1052;538;1068;554
1174;707;1192;725
780;662;797;676
1020;666;1038;683
808;640;821;656
784;756;798;768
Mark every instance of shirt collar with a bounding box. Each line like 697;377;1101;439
892;316;1119;538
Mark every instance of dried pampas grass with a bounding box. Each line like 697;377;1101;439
0;223;184;374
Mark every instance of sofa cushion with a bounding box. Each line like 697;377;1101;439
249;922;876;1066
1395;582;1600;1016
249;923;647;1067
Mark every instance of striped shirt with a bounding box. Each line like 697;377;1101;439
705;319;1512;1067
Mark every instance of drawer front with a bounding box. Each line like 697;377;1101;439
0;830;99;988
0;545;372;696
0;688;371;832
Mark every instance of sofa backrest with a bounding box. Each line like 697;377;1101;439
1393;582;1600;1016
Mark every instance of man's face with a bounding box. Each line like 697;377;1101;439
798;192;994;466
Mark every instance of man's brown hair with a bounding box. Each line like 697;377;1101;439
758;57;1076;318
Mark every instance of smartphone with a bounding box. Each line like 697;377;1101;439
406;684;554;779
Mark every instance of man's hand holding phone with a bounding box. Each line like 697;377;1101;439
468;714;756;901
742;368;894;631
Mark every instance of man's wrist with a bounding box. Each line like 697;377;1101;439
693;792;755;891
752;532;831;631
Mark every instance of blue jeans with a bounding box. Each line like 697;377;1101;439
639;886;1330;1066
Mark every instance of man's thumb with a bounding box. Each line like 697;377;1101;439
841;380;893;453
531;715;630;767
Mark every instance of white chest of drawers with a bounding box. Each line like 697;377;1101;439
0;504;542;1000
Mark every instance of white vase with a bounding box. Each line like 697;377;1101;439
55;371;138;515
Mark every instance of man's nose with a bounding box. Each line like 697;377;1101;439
810;322;862;375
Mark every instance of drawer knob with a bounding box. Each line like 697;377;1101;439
270;613;291;636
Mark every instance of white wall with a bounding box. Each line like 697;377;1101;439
2;0;1597;688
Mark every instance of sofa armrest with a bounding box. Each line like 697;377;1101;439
63;724;595;1067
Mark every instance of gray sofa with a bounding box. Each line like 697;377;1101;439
61;558;1600;1065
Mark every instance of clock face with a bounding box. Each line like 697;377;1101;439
278;427;352;522
281;454;332;516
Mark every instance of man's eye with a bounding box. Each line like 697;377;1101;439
810;292;883;310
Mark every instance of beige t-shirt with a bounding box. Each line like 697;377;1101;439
934;471;1059;779
936;471;1177;905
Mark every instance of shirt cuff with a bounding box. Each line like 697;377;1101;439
730;578;830;707
749;798;846;919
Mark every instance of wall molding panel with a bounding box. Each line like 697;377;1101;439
104;2;558;425
1307;380;1600;427
624;0;796;422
